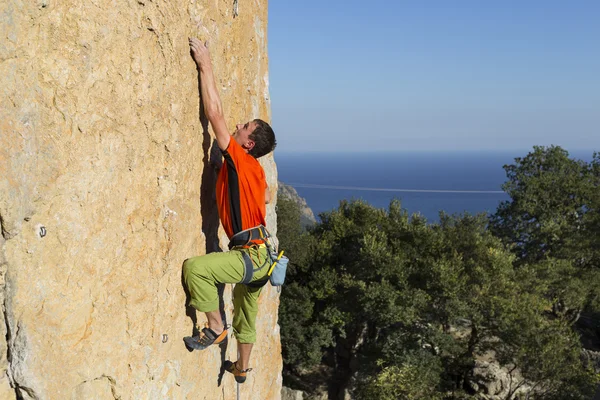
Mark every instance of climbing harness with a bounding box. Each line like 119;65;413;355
228;225;269;250
229;225;289;288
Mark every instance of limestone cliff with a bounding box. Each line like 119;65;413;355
0;1;281;398
277;183;316;228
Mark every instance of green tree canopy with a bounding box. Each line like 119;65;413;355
490;146;600;318
277;194;598;399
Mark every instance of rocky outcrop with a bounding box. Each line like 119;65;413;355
281;386;304;400
280;387;328;400
0;1;281;399
278;183;316;228
468;360;531;399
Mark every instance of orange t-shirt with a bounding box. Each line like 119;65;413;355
216;138;267;239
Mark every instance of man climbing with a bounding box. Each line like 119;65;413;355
182;37;277;384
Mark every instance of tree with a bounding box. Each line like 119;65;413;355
490;146;600;319
278;192;598;399
491;146;591;263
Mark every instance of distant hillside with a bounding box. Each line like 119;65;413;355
278;182;316;228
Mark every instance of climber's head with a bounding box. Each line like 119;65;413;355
233;119;276;158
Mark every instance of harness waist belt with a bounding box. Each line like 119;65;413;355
229;225;269;250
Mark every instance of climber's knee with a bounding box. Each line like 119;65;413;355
183;257;219;312
183;256;209;281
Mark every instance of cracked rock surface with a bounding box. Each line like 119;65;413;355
0;1;281;398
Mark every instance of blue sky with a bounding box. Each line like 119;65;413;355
267;1;599;152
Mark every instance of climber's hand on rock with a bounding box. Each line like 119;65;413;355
189;37;210;69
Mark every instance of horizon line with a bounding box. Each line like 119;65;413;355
275;148;593;154
288;183;506;194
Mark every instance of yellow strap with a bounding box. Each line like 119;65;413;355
267;250;284;276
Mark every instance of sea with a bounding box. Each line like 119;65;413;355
275;150;590;223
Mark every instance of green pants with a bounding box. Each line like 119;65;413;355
183;246;270;343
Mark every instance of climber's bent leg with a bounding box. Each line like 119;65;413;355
183;251;246;312
183;246;269;351
183;251;247;350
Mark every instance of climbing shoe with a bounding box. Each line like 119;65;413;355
224;360;252;383
183;326;228;350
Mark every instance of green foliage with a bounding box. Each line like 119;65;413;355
491;146;591;262
490;146;600;317
357;352;444;400
276;196;315;274
277;147;599;398
277;196;336;370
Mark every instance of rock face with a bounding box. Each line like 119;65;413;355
0;1;281;399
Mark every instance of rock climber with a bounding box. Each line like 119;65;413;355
182;37;277;384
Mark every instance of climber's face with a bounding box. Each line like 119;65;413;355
233;121;256;153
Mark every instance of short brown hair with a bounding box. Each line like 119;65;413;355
249;119;276;158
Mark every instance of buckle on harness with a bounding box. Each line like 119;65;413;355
228;225;269;250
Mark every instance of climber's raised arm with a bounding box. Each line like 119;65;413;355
189;37;231;151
